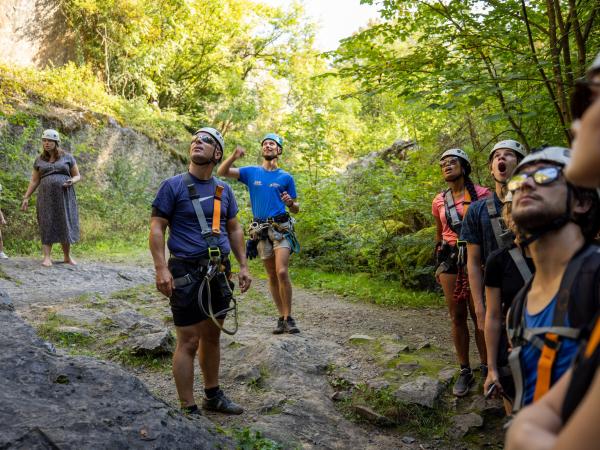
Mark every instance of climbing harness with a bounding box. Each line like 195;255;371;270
486;196;514;250
443;188;471;236
486;195;533;283
247;213;300;258
442;188;472;303
507;245;600;411
179;173;239;335
453;241;470;304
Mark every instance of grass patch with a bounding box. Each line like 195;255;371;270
337;384;451;438
36;313;95;348
109;349;172;372
219;427;284;450
289;266;442;308
247;365;270;392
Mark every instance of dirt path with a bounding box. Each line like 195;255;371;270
0;257;503;449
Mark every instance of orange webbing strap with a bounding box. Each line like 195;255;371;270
212;184;224;235
463;189;472;215
585;317;600;358
533;333;560;402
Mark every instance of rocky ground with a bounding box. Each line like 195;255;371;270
0;257;507;449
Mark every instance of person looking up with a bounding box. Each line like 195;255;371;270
432;148;490;397
505;147;600;412
150;127;251;415
218;133;300;334
460;139;527;340
506;54;600;450
21;129;80;266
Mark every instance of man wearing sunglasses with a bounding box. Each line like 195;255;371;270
459;140;526;375
504;147;600;412
150;127;251;415
218;133;300;335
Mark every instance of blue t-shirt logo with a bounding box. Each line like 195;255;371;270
239;166;297;220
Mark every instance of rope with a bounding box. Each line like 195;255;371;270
197;264;239;335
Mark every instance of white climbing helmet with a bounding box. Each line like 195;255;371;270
440;148;471;165
42;129;60;143
515;146;571;174
195;127;224;151
489;140;527;161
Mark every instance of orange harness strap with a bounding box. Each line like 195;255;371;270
533;333;560;402
212;185;224;235
585;317;600;358
462;189;472;215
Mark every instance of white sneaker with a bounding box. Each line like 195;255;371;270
0;251;8;259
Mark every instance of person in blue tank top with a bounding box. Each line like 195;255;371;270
218;133;300;334
505;146;600;412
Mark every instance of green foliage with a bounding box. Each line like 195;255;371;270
226;427;283;450
289;266;441;308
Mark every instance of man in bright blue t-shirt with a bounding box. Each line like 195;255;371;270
218;133;300;334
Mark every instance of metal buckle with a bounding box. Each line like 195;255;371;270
208;247;221;261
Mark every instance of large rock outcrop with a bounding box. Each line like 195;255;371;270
0;0;74;68
0;292;230;449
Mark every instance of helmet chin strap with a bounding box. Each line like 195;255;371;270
192;148;220;166
518;185;572;247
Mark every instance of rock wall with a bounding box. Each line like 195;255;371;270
0;0;75;68
0;291;231;449
0;103;186;190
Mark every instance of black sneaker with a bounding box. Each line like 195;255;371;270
202;390;243;415
480;364;488;380
181;404;202;416
453;368;474;397
273;317;286;334
286;316;300;334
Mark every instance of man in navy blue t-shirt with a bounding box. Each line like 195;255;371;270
460;140;526;339
150;127;251;416
218;133;300;335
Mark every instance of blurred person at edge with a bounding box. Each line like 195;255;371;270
506;53;600;450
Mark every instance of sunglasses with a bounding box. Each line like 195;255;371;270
507;166;562;192
440;157;459;169
192;134;216;146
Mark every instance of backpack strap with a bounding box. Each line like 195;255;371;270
486;195;514;250
585;314;600;358
443;188;471;235
508;247;533;284
508;246;599;410
532;245;598;401
182;173;223;262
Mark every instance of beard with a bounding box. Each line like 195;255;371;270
191;153;213;165
512;201;566;233
263;154;278;161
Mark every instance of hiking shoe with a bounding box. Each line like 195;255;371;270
0;251;8;259
286;316;300;334
181;404;202;416
480;364;488;380
202;390;243;415
453;368;474;397
273;317;286;334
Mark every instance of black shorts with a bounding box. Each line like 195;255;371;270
168;258;231;328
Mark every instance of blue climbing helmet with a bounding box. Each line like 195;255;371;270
261;133;284;150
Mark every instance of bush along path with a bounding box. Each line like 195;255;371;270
0;257;506;449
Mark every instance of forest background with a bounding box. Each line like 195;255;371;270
1;0;598;306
